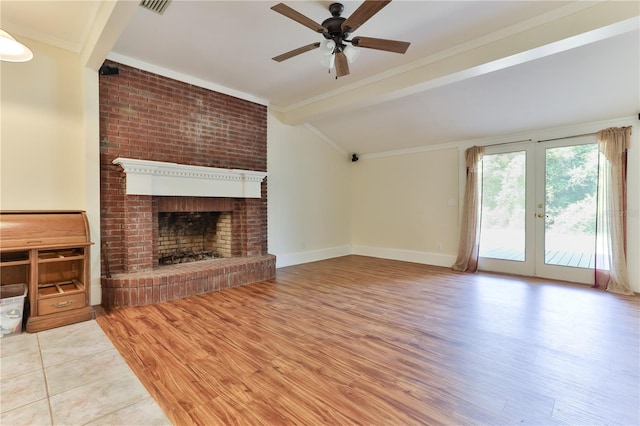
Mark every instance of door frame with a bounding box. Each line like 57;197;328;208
477;137;596;284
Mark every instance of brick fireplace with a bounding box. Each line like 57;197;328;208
99;61;275;308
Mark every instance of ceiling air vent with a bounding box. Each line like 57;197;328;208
139;0;171;15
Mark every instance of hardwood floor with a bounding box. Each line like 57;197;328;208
96;255;640;425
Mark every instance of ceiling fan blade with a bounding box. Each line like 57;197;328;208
272;42;321;62
341;0;391;34
271;3;327;33
351;36;410;54
335;51;350;78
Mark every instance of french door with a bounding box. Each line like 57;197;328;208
477;136;598;284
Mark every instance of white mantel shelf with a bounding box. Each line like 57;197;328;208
113;157;268;198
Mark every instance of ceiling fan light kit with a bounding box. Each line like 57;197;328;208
343;44;360;63
271;0;410;78
319;39;359;71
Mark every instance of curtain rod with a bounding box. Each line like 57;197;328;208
482;138;531;148
538;126;632;143
478;126;633;148
538;132;596;143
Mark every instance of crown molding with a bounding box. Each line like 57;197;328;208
107;53;270;106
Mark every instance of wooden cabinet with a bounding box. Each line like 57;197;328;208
0;211;93;333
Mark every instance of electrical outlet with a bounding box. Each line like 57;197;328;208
448;198;457;207
436;243;443;252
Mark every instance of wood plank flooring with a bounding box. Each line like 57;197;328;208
96;255;640;425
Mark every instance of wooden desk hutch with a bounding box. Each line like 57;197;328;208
0;211;93;332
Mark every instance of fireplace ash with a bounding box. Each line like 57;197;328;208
159;250;221;265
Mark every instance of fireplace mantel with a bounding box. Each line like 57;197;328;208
113;158;268;198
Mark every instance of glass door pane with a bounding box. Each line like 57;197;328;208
534;137;597;284
543;144;598;268
479;151;527;261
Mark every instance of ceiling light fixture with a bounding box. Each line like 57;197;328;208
0;29;33;62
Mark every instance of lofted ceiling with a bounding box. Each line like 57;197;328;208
2;1;639;156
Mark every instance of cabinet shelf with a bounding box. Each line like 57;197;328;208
0;259;31;267
38;255;85;263
0;251;30;288
38;248;85;263
38;280;85;297
1;250;30;266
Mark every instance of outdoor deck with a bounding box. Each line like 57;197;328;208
481;247;595;269
480;230;596;269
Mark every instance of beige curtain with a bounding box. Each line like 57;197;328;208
453;146;484;272
594;127;633;295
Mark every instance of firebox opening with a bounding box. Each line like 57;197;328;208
157;211;231;265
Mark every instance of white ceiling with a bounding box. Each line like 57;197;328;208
2;1;639;156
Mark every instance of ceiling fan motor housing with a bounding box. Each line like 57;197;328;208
322;17;347;36
323;3;348;51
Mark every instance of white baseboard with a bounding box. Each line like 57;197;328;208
275;245;456;269
275;245;352;268
351;245;456;268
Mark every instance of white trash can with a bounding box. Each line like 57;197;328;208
1;284;28;338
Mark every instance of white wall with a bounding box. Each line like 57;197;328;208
1;38;85;209
83;68;102;306
267;113;352;267
351;149;459;267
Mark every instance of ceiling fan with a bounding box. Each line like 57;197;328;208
271;1;410;78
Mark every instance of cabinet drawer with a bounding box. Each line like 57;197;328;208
38;293;85;315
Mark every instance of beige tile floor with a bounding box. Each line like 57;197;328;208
0;320;171;425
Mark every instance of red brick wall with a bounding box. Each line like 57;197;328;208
99;61;268;274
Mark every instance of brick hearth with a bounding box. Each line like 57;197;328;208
102;255;275;308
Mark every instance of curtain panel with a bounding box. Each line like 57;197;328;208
453;146;484;272
594;126;633;295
